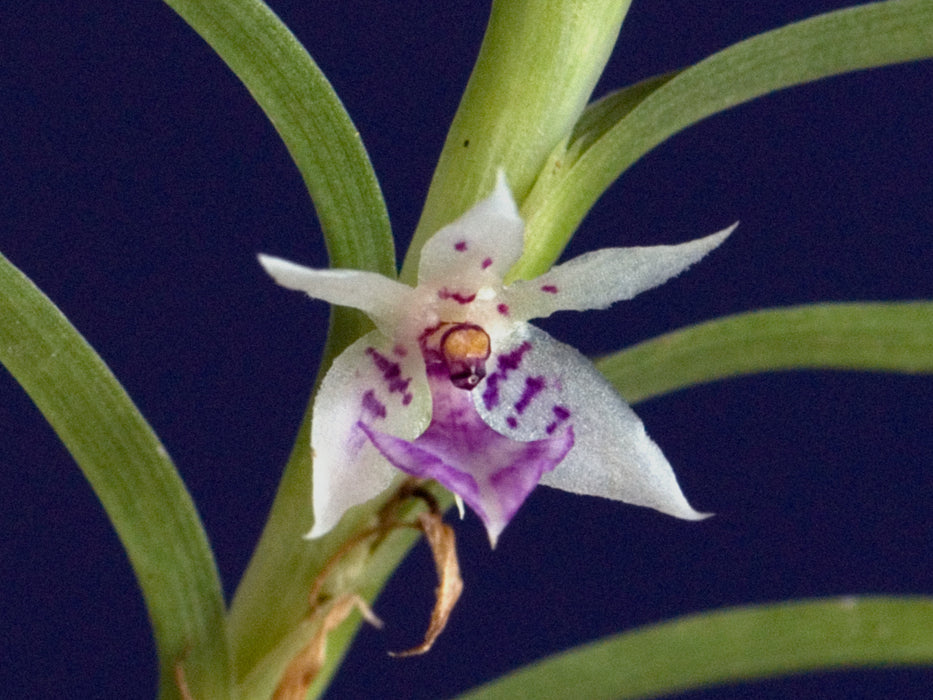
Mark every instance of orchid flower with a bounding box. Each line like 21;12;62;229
260;173;735;546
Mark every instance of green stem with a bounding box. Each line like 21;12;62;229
400;0;632;284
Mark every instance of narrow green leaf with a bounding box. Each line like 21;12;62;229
162;0;394;280
515;0;933;278
0;254;232;699
597;302;933;405
157;0;399;686
459;303;933;698
454;596;933;700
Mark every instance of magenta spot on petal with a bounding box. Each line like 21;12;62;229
366;347;413;398
482;376;500;409
497;303;509;316
437;287;477;304
361;389;387;419
366;347;398;378
402;393;413;406
454;240;467;251
418;322;444;345
506;415;518;429
545;405;571;434
481;257;493;269
541;284;558;294
481;342;532;410
514;376;545;414
393;345;408;357
497;342;531;372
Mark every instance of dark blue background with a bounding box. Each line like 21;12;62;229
2;1;931;698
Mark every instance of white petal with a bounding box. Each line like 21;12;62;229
503;224;736;321
475;324;706;520
307;331;431;538
417;171;524;286
258;254;414;334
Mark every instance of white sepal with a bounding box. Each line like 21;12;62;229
504;224;736;321
417;171;525;286
306;331;431;538
476;325;707;521
258;254;415;335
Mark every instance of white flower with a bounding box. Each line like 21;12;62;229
260;173;735;546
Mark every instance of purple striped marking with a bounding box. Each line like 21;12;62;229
365;347;414;405
437;288;477;304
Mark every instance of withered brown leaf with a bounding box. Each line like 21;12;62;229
390;511;464;657
273;594;382;700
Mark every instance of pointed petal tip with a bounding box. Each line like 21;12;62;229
303;516;337;540
302;525;323;540
685;508;715;522
638;494;712;523
416;166;523;283
256;252;300;286
256;252;276;272
454;494;466;520
663;496;714;521
493;167;509;194
704;221;739;249
488;168;520;221
657;492;713;521
257;252;294;269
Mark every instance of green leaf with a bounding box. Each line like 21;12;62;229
458;303;933;698
157;0;399;688
0;254;232;700
515;0;933;279
454;596;933;700
597;302;933;405
162;0;394;281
